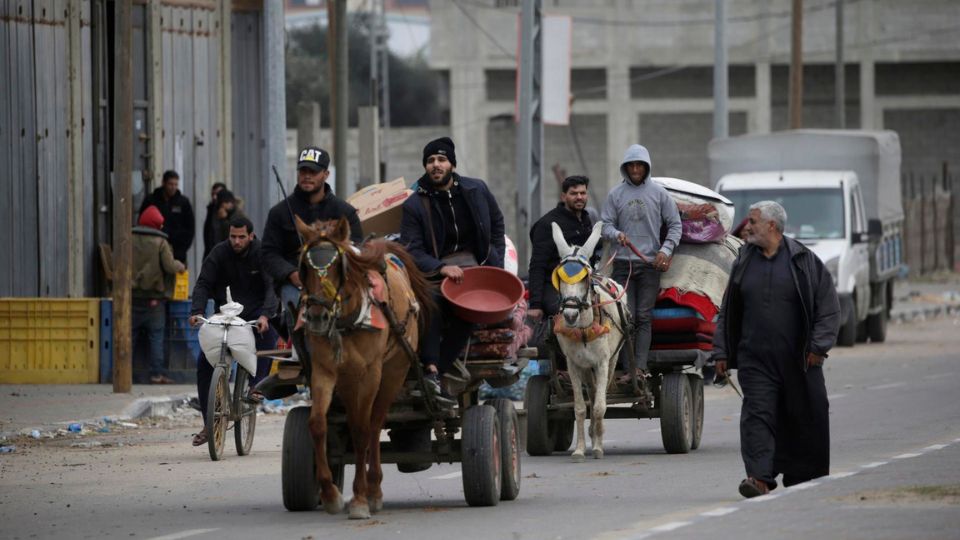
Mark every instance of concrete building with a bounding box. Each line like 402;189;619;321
428;0;960;241
0;0;286;297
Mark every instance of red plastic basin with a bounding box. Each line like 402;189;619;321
441;266;524;324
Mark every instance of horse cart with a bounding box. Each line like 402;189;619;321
524;345;706;456
258;264;534;512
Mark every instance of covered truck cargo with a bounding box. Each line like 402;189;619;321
708;130;903;224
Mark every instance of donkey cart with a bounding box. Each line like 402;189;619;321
525;347;706;456
275;346;533;511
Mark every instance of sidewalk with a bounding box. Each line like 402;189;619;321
3;275;959;444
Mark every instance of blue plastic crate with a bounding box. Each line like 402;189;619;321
99;298;113;383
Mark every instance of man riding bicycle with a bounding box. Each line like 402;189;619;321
189;216;279;447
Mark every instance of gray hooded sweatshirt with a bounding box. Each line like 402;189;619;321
600;144;682;263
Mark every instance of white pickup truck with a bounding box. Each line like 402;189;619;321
709;130;905;347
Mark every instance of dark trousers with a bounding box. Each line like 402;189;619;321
420;290;475;374
738;354;830;489
197;326;279;427
611;261;660;370
132;298;166;377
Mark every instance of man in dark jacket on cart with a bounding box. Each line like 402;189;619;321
713;200;840;498
400;136;506;393
188;216;278;447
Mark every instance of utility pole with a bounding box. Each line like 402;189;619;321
329;0;349;195
516;0;543;270
379;0;391;178
789;0;804;129
713;0;728;139
835;0;846;128
113;0;133;393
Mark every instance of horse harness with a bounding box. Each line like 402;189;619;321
551;248;631;345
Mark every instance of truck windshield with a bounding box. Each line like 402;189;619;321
724;188;845;240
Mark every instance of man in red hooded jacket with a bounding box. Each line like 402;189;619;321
133;205;185;383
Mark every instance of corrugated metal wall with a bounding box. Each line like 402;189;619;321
0;0;94;297
230;8;267;234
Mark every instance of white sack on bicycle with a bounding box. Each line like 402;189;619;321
198;291;258;375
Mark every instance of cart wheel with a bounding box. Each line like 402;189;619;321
282;406;319;511
392;427;433;473
524;375;554;456
461;405;501;507
660;373;692;454
489;399;521;501
687;374;704;451
233;370;257;456
206;365;230;461
552;417;574;452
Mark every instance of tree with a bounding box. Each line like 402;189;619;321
285;15;444;127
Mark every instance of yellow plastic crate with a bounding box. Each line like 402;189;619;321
0;299;100;384
173;271;189;301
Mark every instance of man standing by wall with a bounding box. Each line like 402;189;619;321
132;205;186;384
713;201;840;497
400;136;506;391
601;144;682;372
139;170;195;265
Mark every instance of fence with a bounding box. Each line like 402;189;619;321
901;166;958;276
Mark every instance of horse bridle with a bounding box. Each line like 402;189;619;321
298;240;351;361
554;247;595;315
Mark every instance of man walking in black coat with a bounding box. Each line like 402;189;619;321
139;170;195;264
527;175;598;320
400;136;506;392
188;216;278;447
261;146;362;329
713;200;840;497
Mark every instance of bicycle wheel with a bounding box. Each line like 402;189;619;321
234;368;257;456
206;364;230;461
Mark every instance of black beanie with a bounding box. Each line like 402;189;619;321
422;136;456;167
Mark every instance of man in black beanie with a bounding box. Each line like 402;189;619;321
400;136;506;395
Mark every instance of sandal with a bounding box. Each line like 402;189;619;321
244;389;265;404
192;431;208;447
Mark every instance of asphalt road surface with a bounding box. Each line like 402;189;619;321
3;316;959;540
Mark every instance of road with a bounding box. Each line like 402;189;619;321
2;316;959;540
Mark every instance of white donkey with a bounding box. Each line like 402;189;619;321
551;222;630;461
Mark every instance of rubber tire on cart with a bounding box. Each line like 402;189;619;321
233;369;256;456
687;374;704;451
461;405;502;507
837;297;857;347
660;373;693;454
393;427;433;473
206;365;230;461
867;293;888;343
524;375;554;455
489;399;521;501
282;407;319;511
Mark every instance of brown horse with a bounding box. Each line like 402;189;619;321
293;216;433;519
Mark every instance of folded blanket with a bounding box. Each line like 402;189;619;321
471;328;517;344
652;317;716;335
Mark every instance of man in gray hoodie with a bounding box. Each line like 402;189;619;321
601;144;682;371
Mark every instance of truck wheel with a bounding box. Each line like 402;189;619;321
660;373;692;454
867;305;887;343
461;405;501;507
837;297;857;347
524;375;554;455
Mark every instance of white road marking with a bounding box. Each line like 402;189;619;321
922;373;955;379
867;382;906;390
430;471;462;480
892;452;922;459
829;471;858;479
922;444;948;451
649;521;691;532
860;462;887;469
646;428;661;433
746;493;782;502
148;529;219;540
788;481;821;490
700;507;739;517
827;393;847;400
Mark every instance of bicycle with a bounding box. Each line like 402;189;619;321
197;314;259;461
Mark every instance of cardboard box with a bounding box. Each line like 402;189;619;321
347;177;412;237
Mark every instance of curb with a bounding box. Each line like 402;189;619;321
890;302;960;324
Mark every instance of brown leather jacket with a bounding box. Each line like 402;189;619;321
132;226;186;299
